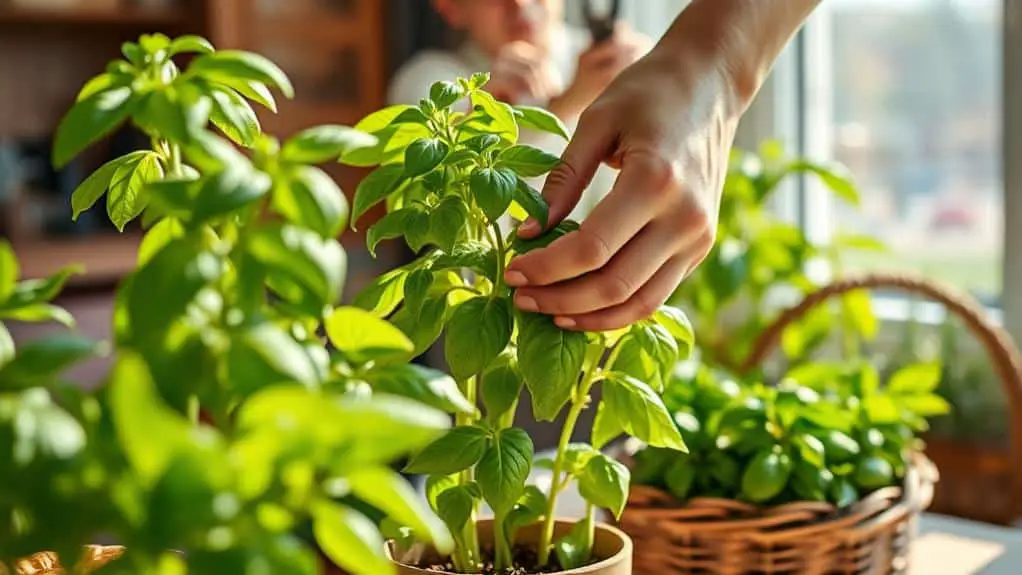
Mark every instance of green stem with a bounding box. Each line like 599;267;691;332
493;511;512;571
167;142;183;178
454;375;482;569
187;394;200;425
537;345;604;566
489;223;506;294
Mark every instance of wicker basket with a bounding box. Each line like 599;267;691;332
618;273;1022;575
1;546;124;575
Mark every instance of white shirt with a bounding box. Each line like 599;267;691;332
387;27;617;220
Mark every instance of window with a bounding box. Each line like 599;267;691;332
800;0;1004;309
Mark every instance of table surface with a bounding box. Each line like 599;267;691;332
417;448;1022;574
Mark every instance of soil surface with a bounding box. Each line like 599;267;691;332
423;546;577;574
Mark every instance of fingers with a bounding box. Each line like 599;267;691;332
556;254;691;332
508;150;676;287
516;108;615;238
512;218;682;316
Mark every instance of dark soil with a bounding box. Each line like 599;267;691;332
422;546;571;574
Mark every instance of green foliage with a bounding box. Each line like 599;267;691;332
631;360;948;507
341;76;696;571
2;34;465;575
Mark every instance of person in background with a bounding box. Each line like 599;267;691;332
388;0;651;216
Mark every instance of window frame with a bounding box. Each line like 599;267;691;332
737;1;1020;343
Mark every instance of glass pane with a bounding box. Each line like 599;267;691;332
817;0;1002;306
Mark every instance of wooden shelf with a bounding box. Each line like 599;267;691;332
14;234;140;288
0;5;186;27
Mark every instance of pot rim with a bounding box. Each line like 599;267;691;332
385;518;633;575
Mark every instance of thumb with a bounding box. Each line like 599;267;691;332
519;110;615;238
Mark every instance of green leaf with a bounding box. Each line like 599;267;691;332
352;164;407;227
366;208;417;257
430;80;466;108
513;178;549;228
612;323;678;394
392;107;430;126
470;167;517;221
592;401;623;450
170;35;215;55
364;364;474;415
404;138;449;178
504;485;547;541
834;233;886;252
477;428;533;513
313;501;393;575
228;322;320;393
70;152;135;221
0;323;12;369
0;335;103;389
496;145;560;177
192;167;272;223
404;426;490;475
0;265;80;311
469;90;519;142
514;105;569;140
136;86;212;145
898;393;951;417
517;312;586;421
464;134;501;153
110;353;217;485
889;363;942;394
554;519;594;571
212;78;277;112
665;459;695;500
405;210;432;252
247;224;346;307
603;372;687;451
273;165;349;238
209;86;261;147
189;50;295;98
429;195;469;252
432;241;499;281
348;467;453;554
390;290;449;356
653;306;695;358
469;72;490;90
435;485;477;533
127;237;224;338
0;303;75;327
842;289;877;340
445;296;512;381
741;449;792;503
863;396;901;424
425;474;459;510
791;160;859;205
281;125;378;164
354;267;408;317
0;240;17;302
794;434;826;468
76;72;131;103
9;388;87;465
53;86;136;168
481;351;524;425
107;152;164;231
781;304;832;361
402;268;433;318
578;454;630;519
326;306;413;364
512;220;580;254
353;104;415;134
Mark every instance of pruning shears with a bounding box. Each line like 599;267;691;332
582;0;621;43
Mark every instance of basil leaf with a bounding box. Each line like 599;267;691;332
577;453;630;519
432;241;498;281
169;35;214;56
445;297;512;381
366;208;418;257
430;80;466;108
208;86;261;147
477;428;533;513
602;372;687;452
513;178;549;229
107;151;164;231
404;426;490;475
517;312;585;421
347;467;453;554
53;86;137;168
281;125;378;164
192;167;272;224
496;145;560;177
352;164;406;227
273;165;349;238
435;485;478;533
0;241;16;302
353;267;407;317
592;401;623;451
470;167;517;222
404;138;449;178
312;502;390;575
429;196;469;252
70;152;137;221
653;305;695;358
514;105;569;140
612;323;679;393
325;306;413;364
480;351;524;426
247;224;346;307
189;50;294;98
364;363;474;415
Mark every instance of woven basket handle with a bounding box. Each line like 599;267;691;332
739;272;1022;519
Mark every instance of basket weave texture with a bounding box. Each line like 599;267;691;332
1;546;123;575
618;273;1022;575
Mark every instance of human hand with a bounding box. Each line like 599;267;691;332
503;48;744;332
487;41;559;105
553;25;652;118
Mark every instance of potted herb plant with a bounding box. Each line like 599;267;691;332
340;74;695;574
3;34;472;575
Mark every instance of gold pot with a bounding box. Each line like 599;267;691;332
387;519;632;575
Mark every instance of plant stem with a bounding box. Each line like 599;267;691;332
489;223;506;294
167;142;183;178
493;510;512;571
455;375;482;569
537;346;604;566
187;394;200;425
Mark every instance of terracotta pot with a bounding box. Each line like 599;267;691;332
386;519;632;575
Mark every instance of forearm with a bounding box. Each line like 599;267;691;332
657;0;820;113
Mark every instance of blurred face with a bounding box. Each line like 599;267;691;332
434;0;564;56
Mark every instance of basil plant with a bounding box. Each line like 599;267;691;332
343;75;694;571
2;34;468;575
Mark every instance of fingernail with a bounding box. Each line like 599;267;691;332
505;270;529;287
516;295;538;312
555;316;576;329
518;220;539;236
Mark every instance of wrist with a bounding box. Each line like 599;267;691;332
547;88;587;123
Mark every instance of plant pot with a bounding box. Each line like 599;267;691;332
386;519;632;575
